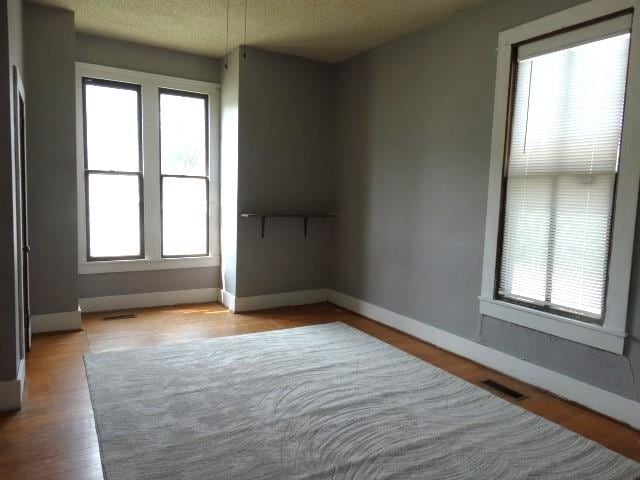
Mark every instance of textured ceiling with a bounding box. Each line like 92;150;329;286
27;0;485;63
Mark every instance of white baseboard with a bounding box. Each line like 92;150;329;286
219;289;236;311
0;359;24;411
80;288;220;313
221;289;328;313
327;290;640;430
31;310;82;333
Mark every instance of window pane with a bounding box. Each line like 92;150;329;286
498;33;630;321
160;92;207;176
550;173;614;316
88;174;142;258
501;176;552;303
162;177;208;256
84;81;140;172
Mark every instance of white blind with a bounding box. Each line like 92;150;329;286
498;30;630;321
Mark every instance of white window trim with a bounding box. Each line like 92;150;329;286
75;62;221;275
479;0;640;355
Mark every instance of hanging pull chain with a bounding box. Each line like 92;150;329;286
243;0;248;58
224;0;230;68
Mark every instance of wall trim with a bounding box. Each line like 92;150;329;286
0;359;25;412
31;310;82;333
479;297;626;354
219;289;236;311
80;288;220;313
220;289;329;313
327;290;640;430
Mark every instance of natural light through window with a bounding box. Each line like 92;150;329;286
84;80;143;259
160;90;209;257
88;174;142;257
498;33;630;322
160;92;207;176
77;65;218;273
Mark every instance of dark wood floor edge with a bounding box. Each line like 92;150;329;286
33;328;84;337
326;301;640;434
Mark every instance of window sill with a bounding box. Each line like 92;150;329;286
79;255;221;275
478;297;626;354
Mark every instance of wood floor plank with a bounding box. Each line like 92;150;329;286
0;302;637;480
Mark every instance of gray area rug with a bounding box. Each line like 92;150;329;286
84;322;640;480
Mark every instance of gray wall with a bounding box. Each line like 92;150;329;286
23;6;223;306
24;3;78;315
74;31;222;298
76;33;221;84
79;270;220;301
0;0;24;382
333;0;639;401
79;268;220;298
234;48;335;297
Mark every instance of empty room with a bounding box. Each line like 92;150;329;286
1;0;639;478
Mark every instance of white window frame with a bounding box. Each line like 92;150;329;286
479;0;640;355
76;63;221;274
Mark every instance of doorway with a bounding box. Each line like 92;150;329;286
14;65;30;354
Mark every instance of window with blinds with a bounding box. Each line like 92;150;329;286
497;24;631;323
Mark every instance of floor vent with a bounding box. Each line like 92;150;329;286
102;313;137;321
480;379;526;401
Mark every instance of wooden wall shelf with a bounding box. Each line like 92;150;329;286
240;213;336;238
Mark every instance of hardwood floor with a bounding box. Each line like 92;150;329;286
1;302;638;479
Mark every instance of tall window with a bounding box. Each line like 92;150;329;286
498;32;630;323
480;5;640;355
83;79;143;260
160;90;209;257
76;64;219;274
